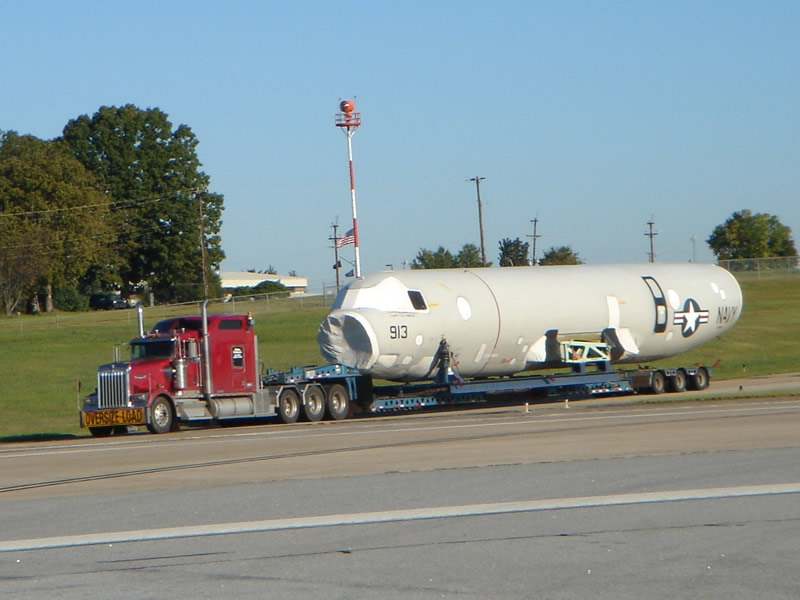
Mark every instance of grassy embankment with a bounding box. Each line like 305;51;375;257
1;275;798;438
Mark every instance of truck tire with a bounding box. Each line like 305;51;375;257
278;388;301;424
649;370;667;394
302;385;326;422
147;396;174;434
688;367;709;391
325;383;351;420
668;368;688;393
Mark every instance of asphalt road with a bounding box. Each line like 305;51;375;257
2;375;799;599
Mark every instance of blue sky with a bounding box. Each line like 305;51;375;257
3;1;798;290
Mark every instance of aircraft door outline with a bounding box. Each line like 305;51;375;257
642;276;668;333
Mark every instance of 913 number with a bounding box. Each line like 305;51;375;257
389;324;408;339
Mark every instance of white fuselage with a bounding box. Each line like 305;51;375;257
317;264;743;382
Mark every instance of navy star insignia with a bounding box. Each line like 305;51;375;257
673;298;709;337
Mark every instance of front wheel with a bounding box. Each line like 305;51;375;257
325;383;351;421
147;396;174;434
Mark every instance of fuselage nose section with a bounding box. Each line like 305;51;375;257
318;310;379;371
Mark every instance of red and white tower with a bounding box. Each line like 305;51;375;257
334;99;362;278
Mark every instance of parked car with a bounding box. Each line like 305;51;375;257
89;293;129;310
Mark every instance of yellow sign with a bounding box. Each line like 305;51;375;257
82;408;145;428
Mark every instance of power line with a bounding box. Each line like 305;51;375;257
0;188;202;219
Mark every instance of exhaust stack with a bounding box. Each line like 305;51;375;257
201;301;213;400
136;303;145;338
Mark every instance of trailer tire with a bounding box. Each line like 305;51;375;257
278;388;301;424
649;370;667;394
302;385;326;422
668;369;688;393
325;383;351;421
147;396;174;434
688;367;709;391
89;426;113;437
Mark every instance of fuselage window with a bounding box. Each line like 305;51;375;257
408;290;427;311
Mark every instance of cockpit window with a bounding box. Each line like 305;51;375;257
408;290;427;310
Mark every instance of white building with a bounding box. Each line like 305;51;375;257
218;272;308;295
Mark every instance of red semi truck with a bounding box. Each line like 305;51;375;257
80;303;710;436
80;304;357;436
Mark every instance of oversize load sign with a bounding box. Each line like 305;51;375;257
82;408;145;427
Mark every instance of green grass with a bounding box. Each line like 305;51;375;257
1;275;798;438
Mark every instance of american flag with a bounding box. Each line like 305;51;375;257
336;228;355;248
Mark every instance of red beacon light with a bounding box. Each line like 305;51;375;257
335;99;361;128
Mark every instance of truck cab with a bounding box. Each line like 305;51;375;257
81;311;260;436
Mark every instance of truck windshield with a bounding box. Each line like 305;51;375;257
130;340;175;360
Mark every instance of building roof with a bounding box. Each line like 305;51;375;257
218;271;308;290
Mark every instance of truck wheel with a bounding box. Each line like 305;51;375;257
278;388;300;424
325;383;350;420
89;427;113;437
147;396;174;434
302;385;326;422
688;367;709;391
668;369;688;393
649;371;666;394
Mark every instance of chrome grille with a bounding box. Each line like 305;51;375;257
97;364;130;408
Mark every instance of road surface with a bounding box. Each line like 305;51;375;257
1;375;799;599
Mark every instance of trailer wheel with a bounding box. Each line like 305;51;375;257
649;371;667;394
147;396;174;434
278;388;301;424
325;383;351;420
89;427;113;438
668;369;688;393
302;385;326;422
688;367;709;391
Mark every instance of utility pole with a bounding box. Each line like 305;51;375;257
468;176;487;266
645;218;658;263
527;217;541;266
329;222;341;292
690;234;697;263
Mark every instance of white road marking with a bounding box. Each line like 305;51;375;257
2;482;799;552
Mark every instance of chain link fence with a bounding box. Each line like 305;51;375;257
718;256;800;280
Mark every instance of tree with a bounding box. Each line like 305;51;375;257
455;243;484;267
707;210;797;261
0;220;44;315
61;105;225;303
540;245;583;265
411;246;456;269
411;243;489;269
498;237;530;266
0;132;112;314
